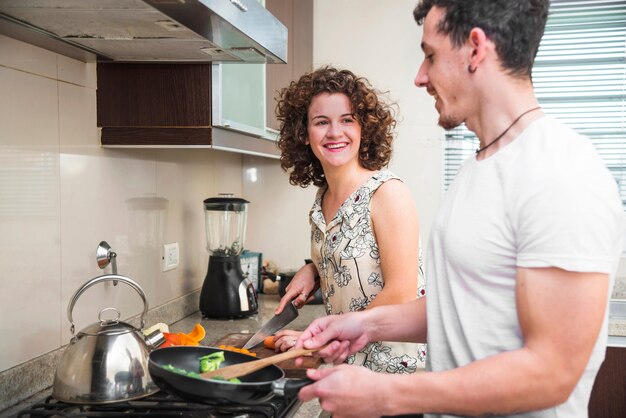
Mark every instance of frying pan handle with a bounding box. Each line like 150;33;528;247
271;378;315;397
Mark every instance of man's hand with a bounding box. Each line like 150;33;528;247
299;365;392;418
295;311;371;365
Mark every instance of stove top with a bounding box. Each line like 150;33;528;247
15;391;301;418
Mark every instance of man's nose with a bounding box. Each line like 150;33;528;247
415;62;429;87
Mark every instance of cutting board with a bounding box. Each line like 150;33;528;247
213;333;322;378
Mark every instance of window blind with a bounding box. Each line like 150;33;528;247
442;0;626;212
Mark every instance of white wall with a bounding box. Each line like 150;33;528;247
242;156;316;271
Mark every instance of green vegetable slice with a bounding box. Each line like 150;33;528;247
161;351;241;383
162;364;201;378
199;351;226;372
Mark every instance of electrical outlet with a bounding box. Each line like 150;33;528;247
162;242;179;272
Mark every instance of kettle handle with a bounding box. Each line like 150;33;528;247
67;274;149;337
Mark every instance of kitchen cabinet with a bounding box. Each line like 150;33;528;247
97;63;280;157
265;0;313;131
588;346;625;418
97;63;213;145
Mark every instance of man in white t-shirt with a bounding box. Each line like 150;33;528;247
291;1;625;417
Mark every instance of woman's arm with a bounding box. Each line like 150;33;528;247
368;179;420;308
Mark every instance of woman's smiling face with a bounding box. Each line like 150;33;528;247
307;92;362;170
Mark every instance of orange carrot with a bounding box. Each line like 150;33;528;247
218;344;257;356
263;335;276;350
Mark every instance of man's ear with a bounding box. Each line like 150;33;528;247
467;27;488;70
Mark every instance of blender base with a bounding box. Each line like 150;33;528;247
199;255;258;319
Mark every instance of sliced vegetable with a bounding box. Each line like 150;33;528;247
163;332;197;346
160;353;241;384
187;323;206;341
199;351;226;372
217;344;257;356
162;364;201;378
263;336;276;350
163;332;182;346
160;324;206;347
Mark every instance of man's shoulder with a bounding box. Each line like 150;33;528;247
526;116;593;150
516;116;604;170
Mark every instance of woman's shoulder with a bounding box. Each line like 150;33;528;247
372;170;410;196
364;170;404;192
369;171;417;219
374;169;402;183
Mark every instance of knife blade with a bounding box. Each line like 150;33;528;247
242;301;299;350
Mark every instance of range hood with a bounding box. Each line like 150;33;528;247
0;0;287;63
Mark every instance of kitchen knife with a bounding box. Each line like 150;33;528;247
242;301;299;350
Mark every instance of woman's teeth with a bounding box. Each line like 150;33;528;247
326;143;347;149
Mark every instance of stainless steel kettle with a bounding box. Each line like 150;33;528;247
53;274;164;404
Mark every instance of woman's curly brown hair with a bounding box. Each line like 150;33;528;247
276;66;397;188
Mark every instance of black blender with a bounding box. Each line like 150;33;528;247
199;194;258;318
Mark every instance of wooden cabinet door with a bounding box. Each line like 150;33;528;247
97;63;213;146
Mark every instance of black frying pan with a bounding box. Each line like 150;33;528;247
148;346;312;404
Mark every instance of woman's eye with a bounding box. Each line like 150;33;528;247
426;53;434;63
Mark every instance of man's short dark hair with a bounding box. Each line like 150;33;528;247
414;0;550;78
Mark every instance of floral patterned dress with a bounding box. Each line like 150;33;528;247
310;170;427;373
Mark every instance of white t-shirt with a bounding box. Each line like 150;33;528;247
425;116;624;418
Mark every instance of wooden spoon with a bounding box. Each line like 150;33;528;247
200;345;325;381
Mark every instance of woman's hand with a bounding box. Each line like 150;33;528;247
272;329;303;352
275;263;320;314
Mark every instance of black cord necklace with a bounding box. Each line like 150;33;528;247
475;106;541;155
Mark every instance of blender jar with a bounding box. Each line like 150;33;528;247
203;194;249;256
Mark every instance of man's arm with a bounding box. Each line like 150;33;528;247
384;267;608;416
299;297;427;365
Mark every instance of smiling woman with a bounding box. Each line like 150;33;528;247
272;66;427;373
